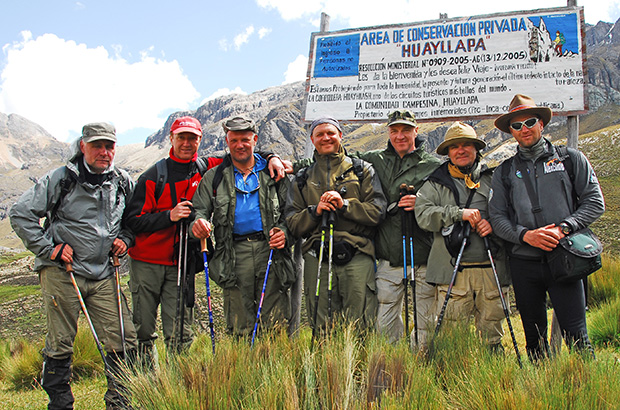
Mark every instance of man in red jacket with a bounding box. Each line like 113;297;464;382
124;116;284;364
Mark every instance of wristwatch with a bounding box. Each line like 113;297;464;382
559;222;572;235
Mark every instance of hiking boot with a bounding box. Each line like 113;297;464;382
41;355;74;410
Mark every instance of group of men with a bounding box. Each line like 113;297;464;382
9;92;604;409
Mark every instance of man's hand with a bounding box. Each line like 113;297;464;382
52;243;74;264
269;227;286;249
282;159;294;174
398;194;416;211
462;208;482;228
267;156;286;182
474;218;493;237
111;238;128;256
170;200;193;222
316;190;344;215
523;223;564;251
192;218;212;239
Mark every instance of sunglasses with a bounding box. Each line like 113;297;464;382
510;117;540;131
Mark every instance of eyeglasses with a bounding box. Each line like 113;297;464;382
235;170;260;194
510;117;540;131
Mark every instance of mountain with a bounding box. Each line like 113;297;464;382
2;17;620;249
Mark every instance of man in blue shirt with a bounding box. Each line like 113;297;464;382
191;116;294;335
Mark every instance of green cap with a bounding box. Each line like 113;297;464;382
387;110;417;127
222;116;257;134
81;122;116;143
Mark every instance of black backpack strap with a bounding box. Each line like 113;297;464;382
212;156;232;197
48;167;75;224
195;157;208;176
351;157;365;180
154;158;168;201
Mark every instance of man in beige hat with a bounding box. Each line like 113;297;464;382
489;94;604;360
415;121;510;350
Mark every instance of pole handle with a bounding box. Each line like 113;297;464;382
399;183;408;197
65;263;74;273
112;254;120;267
327;210;336;224
201;237;209;253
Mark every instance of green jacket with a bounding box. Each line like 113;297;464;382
191;155;294;289
355;140;440;266
415;161;510;285
285;146;386;257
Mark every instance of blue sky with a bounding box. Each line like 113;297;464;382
1;0;618;145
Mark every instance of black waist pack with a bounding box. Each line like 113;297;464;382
547;228;603;283
441;222;469;258
312;240;356;266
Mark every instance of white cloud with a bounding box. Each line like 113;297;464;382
221;25;273;52
0;32;199;142
256;0;619;26
234;26;255;50
282;54;308;84
258;27;272;39
200;87;247;105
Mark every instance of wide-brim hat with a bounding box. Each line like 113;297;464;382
223;116;258;134
436;121;486;155
494;94;552;133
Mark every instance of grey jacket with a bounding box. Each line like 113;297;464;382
416;161;510;285
489;138;605;259
10;153;134;280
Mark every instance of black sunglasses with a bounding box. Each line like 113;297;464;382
510;117;540;131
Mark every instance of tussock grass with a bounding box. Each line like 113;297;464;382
124;322;620;410
589;253;620;307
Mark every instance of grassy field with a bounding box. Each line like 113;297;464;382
0;255;618;409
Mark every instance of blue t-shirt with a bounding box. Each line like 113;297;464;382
233;154;265;236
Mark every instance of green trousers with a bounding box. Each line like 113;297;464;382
304;251;377;331
129;258;193;353
40;266;137;359
224;239;291;335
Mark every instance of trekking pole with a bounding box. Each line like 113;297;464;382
251;247;275;348
326;211;336;328
173;200;190;352
201;238;216;355
407;185;418;346
65;263;115;382
434;223;471;334
111;255;126;360
311;212;329;342
399;184;410;343
484;237;523;368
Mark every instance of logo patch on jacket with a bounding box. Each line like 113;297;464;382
543;158;565;174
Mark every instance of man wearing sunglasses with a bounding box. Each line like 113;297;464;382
489;94;605;360
191;116;293;336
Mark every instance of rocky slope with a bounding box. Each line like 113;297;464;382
1;17;620;249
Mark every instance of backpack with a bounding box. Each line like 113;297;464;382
154;157;209;201
46;166;129;227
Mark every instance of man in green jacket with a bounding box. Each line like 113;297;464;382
356;110;441;347
191;116;294;336
415;122;510;350
285;117;386;332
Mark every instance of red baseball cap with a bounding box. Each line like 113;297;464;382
170;116;202;136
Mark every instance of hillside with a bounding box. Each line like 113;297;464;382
1;17;620;250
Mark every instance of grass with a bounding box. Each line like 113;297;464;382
0;255;619;408
0;251;33;265
0;285;40;302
